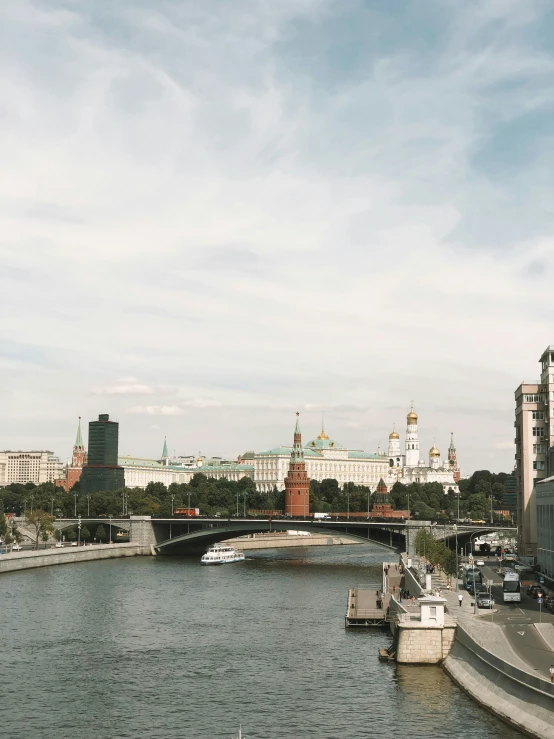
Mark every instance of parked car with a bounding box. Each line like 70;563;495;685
527;584;543;597
476;560;485;567
55;542;64;548
12;543;23;551
71;541;78;547
476;592;495;609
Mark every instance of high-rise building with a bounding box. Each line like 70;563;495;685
514;345;554;556
55;417;88;491
284;413;310;517
0;450;64;486
80;414;125;494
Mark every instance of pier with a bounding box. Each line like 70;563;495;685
345;561;418;627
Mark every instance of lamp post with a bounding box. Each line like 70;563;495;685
453;524;459;592
407;489;410;520
236;490;239;517
87;495;90;517
243;491;247;518
77;516;81;547
347;491;350;521
490;495;494;525
74;493;78;517
109;516;112;544
171;494;175;516
23;499;27;517
367;490;370;520
30;495;34;514
50;497;54;516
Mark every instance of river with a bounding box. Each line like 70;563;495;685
1;544;522;739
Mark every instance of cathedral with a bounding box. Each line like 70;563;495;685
386;405;460;494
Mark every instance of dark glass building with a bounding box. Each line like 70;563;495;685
80;414;125;494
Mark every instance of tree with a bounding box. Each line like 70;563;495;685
80;526;91;542
96;525;107;542
40;529;49;548
25;510;55;550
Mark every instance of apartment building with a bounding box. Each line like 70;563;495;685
0;451;65;486
515;346;554;556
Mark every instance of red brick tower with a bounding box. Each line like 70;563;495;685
448;432;460;483
284;412;311;517
55;417;88;491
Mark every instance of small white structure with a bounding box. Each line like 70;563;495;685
418;595;447;627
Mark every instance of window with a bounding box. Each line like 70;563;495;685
525;394;545;403
533;428;545;437
533;411;545;420
533;444;546;454
533;461;546;471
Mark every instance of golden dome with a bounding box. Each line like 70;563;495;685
407;410;418;423
389;428;400;439
317;428;329;440
429;444;440;457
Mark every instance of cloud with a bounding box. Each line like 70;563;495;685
92;379;176;395
1;0;553;473
128;405;186;416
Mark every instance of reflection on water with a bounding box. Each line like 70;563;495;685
1;544;523;739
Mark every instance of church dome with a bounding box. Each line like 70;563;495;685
389;429;400;440
407;406;418;424
429;444;440;457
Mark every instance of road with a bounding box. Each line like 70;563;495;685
470;557;554;675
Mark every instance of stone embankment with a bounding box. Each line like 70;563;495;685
444;615;554;739
225;533;363;550
0;543;145;575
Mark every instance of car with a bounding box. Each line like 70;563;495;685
532;589;545;600
527;584;543;596
476;593;495;608
55;542;64;548
12;543;23;551
71;541;78;547
476;560;485;567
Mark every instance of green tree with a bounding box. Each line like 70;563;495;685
26;510;56;550
80;526;91;542
96;524;107;542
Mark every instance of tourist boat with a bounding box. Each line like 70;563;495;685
200;543;245;565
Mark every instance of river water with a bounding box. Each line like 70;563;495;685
2;544;522;739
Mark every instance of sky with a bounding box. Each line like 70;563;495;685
2;0;554;474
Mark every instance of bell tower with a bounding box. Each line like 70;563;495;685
284;412;311;517
448;432;460;482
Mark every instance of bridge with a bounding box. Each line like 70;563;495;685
11;516;516;555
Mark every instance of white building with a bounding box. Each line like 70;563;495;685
243;428;389;493
386;406;459;494
119;456;253;488
0;451;65;486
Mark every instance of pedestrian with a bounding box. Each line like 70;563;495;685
550;665;554;683
458;592;463;607
411;595;416;606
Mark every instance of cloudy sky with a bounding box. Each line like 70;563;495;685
2;0;554;473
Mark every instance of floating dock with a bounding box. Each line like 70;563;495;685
345;561;405;627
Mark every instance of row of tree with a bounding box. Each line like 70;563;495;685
413;528;457;579
0;468;513;523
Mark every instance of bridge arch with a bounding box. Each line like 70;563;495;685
153;521;402;554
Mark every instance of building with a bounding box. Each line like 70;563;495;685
55;418;88;491
370;478;409;519
514;346;554;556
284;414;310;516
535;476;554;575
80;414;125;494
120;455;253;488
244;428;389;493
0;450;64;486
386;406;459;494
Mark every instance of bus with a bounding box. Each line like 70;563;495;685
463;568;483;592
503;572;521;603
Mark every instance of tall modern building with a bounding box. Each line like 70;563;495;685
514;346;554;556
80;414;125;494
284;414;311;517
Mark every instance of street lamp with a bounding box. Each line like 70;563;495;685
243;491;247;518
30;495;34;514
453;524;459;592
77;516;82;547
109;516;112;544
367;490;370;520
50;497;54;516
171;494;175;516
87;495;91;517
236;490;239;517
74;493;78;517
347;491;350;521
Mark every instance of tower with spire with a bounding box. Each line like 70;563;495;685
448;433;460;482
72;416;87;468
405;403;420;468
284;413;311;517
161;437;169;465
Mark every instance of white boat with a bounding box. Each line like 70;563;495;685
200;543;245;565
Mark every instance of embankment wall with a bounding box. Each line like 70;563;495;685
0;543;144;575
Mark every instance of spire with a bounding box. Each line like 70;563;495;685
75;417;83;448
162;436;168;458
449;432;455;451
291;412;304;464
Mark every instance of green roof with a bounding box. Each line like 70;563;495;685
119;456;164;468
347;451;386;460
